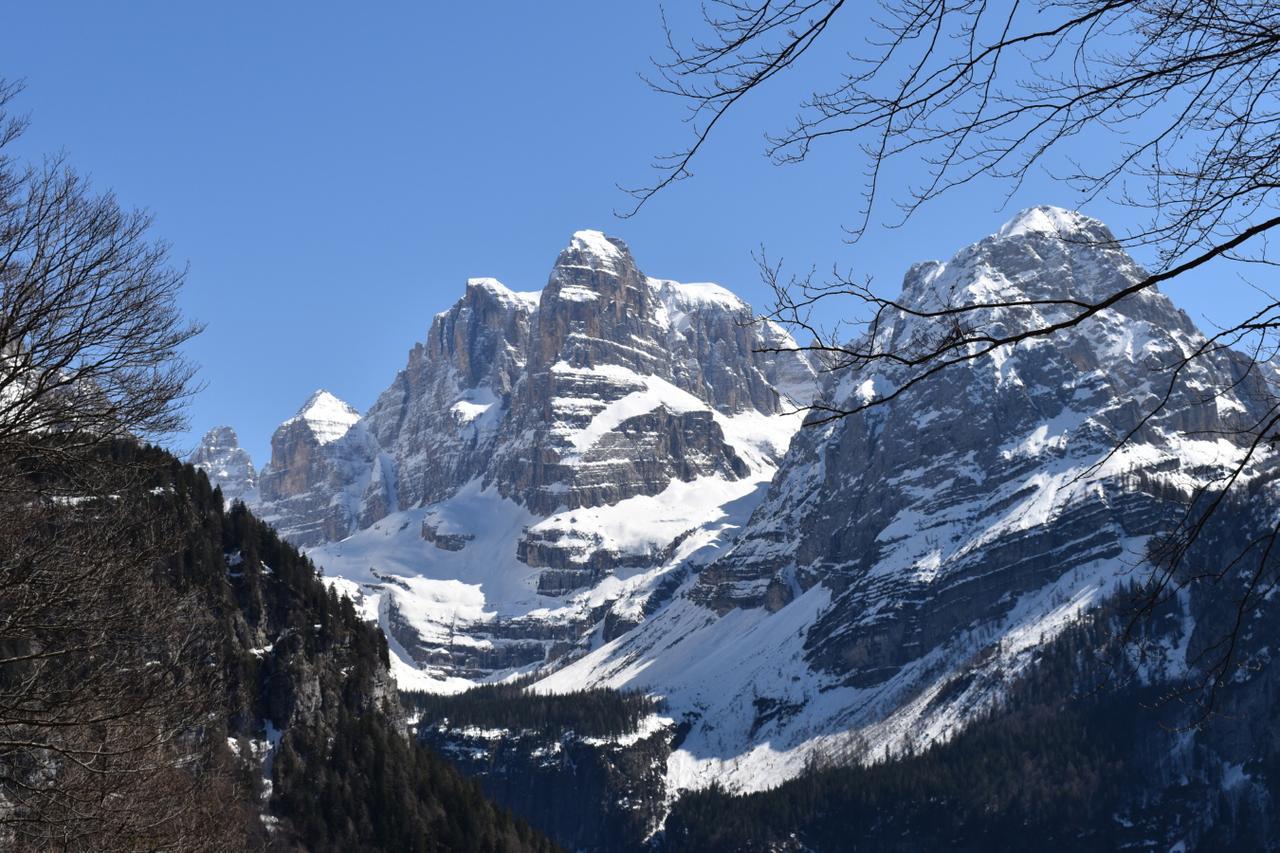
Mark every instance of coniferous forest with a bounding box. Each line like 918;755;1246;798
106;444;557;852
403;680;657;741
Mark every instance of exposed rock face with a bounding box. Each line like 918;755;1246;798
254;390;395;546
207;230;815;691
540;206;1278;796
188;426;257;503
363;278;536;510
311;232;803;537
490;233;805;518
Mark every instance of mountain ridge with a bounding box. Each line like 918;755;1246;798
533;205;1276;794
193;207;1278;804
195;229;816;699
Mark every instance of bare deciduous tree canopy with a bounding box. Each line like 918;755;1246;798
0;80;199;467
633;0;1279;265
0;81;241;850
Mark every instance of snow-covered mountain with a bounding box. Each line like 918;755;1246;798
535;206;1276;793
193;229;815;692
192;209;1277;801
252;389;393;544
188;426;257;504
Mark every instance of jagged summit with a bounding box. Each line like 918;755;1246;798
250;388;385;546
464;277;540;309
564;229;629;267
198;424;241;448
187;426;256;503
204;229;814;557
289;389;361;445
897;204;1142;314
993;204;1104;240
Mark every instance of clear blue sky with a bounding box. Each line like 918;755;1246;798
4;2;1270;465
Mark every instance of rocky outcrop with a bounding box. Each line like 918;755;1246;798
364;277;536;509
491;232;804;518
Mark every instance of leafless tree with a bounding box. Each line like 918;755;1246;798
0;80;198;466
634;0;1280;715
0;81;247;850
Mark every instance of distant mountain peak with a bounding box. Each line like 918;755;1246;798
465;277;540;309
896;204;1138;314
567;229;627;261
198;424;241;448
292;389;360;445
188;425;257;503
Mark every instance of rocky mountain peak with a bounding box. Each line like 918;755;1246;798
197;424;242;452
895;205;1145;321
188;426;257;503
548;230;638;295
993;204;1108;241
564;229;631;270
290;389;361;445
535;229;659;374
250;389;386;545
463;277;540;312
213;229;815;694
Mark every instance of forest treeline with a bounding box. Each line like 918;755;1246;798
404;679;658;740
662;578;1280;852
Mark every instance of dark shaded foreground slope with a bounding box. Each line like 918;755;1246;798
92;442;557;852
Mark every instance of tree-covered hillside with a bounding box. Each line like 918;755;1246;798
2;440;557;852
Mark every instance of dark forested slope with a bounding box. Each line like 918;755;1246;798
130;442;557;852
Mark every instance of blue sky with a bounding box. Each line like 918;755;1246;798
4;2;1270;464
